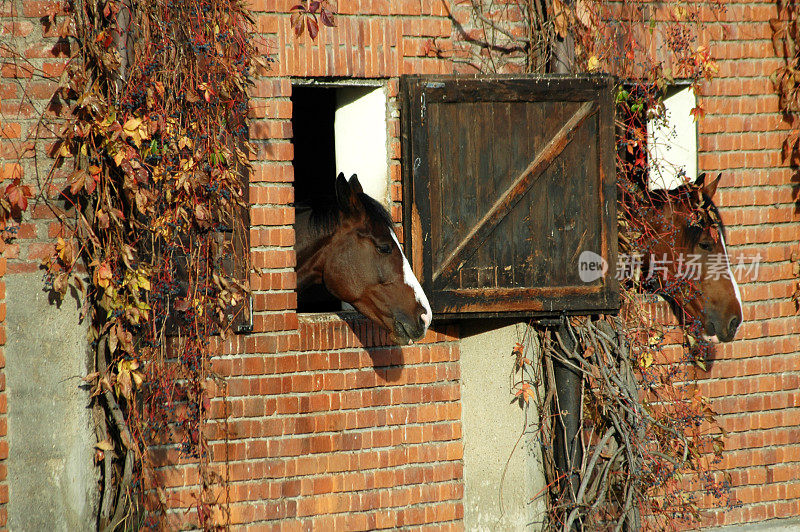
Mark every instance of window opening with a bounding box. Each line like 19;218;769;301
291;82;390;312
647;85;697;190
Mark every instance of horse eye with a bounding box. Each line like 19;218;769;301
376;243;392;255
698;241;713;252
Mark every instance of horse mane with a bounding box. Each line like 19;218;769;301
297;191;394;239
645;183;727;244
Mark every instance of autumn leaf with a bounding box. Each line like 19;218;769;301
137;272;151;291
116;367;132;399
552;0;569;38
58;142;71;158
95;439;114;451
512;342;530;371
56;237;75;265
123;117;142;132
116;359;144;398
122;117;145;147
194;203;211;228
514;382;535;404
0;163;22;181
307;17;319;39
68;169;85;194
689;105;706;121
95;261;113;288
5;178;32;212
108;330;118;354
320;7;335;27
53;272;69;295
96;209;109;229
290;8;305;37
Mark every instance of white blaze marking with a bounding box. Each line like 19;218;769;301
718;230;743;316
390;231;433;330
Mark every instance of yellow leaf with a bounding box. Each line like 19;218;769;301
95;439;115;451
137;273;151;291
587;55;600;72
116;370;132;399
123;117;142;132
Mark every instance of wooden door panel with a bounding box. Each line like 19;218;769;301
401;75;619;317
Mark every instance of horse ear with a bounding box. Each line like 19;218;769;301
694;172;707;187
701;172;722;199
335;172;360;213
348;174;364;195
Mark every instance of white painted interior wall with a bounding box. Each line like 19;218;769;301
334;86;390;206
647;86;697;191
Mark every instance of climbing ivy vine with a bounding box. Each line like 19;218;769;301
37;0;255;527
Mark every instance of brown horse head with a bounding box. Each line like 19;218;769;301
642;173;743;342
295;173;432;344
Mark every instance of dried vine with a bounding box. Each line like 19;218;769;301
514;316;733;531
40;0;255;527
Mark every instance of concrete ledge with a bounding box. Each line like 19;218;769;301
704;518;800;532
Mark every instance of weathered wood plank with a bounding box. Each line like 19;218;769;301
432;100;597;283
400;75;619;316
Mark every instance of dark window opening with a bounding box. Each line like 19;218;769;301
292;86;337;209
292;83;389;313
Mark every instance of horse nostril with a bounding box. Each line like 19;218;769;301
728;316;741;336
419;309;432;330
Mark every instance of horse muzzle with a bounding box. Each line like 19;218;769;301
705;312;741;343
393;312;429;344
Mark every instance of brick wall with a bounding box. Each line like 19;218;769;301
215;3;466;527
206;317;462;529
694;1;800;525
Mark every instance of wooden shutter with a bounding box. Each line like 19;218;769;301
400;75;619;317
218;181;252;333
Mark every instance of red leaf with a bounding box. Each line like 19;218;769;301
309;1;320;13
94;261;112;288
690;105;706;121
291;12;305;37
5;178;30;211
84;175;97;194
320;9;335;27
69;169;87;195
307;17;319;39
96;209;109;229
